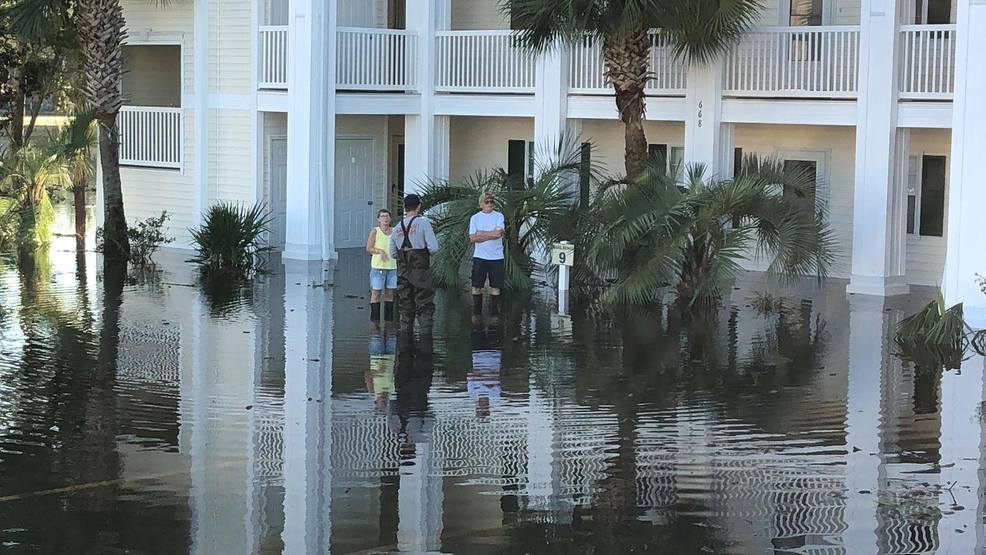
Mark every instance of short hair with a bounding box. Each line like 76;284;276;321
404;194;421;210
478;191;495;207
377;208;391;217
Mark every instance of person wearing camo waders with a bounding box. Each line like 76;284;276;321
389;194;439;333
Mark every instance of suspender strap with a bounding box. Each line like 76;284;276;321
399;216;418;249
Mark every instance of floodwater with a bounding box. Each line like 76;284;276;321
0;209;984;554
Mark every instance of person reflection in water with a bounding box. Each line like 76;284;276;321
390;333;435;460
468;322;502;419
366;322;396;412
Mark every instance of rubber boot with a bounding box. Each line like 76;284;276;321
370;302;381;322
472;294;484;316
491;295;501;317
384;301;395;321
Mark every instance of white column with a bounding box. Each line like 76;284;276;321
404;0;450;192
193;0;209;225
526;381;556;509
534;43;570;174
844;295;884;552
847;0;908;296
281;261;333;553
943;0;986;326
683;63;725;178
284;0;336;260
936;356;984;552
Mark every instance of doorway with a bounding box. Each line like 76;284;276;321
335;138;375;249
267;136;288;250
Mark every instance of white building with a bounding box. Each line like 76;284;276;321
109;0;986;321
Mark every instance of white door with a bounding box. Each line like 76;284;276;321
269;137;288;251
335;138;375;249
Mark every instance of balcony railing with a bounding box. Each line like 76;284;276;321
336;27;418;91
259;25;288;89
570;30;687;95
899;24;955;100
436;30;536;93
119;106;183;170
723;26;860;98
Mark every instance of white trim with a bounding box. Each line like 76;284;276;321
722;98;857;126
897;101;952;128
336;93;422;115
434;94;537;117
567;96;688;121
258;91;289;113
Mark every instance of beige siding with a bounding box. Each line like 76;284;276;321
448;117;534;180
337;116;390;213
906;128;951;287
338;0;388;27
580;120;686;178
735;124;856;278
452;0;509;30
755;0;860;25
209;109;256;205
210;0;253;95
120;110;198;248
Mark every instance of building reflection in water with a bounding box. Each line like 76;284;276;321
0;245;984;553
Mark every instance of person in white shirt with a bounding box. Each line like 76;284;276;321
468;191;506;317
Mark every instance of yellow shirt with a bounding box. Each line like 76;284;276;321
371;227;397;270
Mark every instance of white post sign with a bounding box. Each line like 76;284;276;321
550;241;574;315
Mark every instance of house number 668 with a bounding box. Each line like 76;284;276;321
697;100;704;128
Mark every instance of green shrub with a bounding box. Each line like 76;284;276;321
190;202;271;275
96;211;174;266
0;197;19;252
16;193;55;251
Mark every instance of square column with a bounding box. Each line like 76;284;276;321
847;0;908;296
534;43;570;174
404;0;450;192
284;0;336;260
683;63;726;178
943;0;986;325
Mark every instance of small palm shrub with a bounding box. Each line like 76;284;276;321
190;202;272;275
580;155;837;308
0;197;21;251
420;139;590;291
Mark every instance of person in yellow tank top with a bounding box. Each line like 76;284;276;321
366;209;398;321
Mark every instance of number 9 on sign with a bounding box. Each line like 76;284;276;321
551;243;575;267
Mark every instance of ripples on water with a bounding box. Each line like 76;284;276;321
0;219;984;553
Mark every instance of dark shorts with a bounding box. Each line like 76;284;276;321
472;258;505;289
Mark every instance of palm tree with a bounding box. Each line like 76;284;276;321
53;109;97;249
74;0;129;261
420;139;589;291
503;0;762;178
582;155;836;308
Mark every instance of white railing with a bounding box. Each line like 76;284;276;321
723;26;860;98
899;24;955;100
336;27;418;91
436;30;536;93
259;25;288;89
570;31;687;95
118;106;183;169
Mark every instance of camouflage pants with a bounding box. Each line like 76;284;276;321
396;269;435;324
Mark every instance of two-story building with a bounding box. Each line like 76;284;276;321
108;0;986;322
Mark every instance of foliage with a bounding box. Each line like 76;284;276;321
15;189;54;249
503;0;762;178
420;137;594;291
190;202;272;276
98;211;174;266
892;292;982;372
0;196;20;251
579;155;837;308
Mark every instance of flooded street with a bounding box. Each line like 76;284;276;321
0;215;984;553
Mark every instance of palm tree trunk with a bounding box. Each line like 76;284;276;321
9;70;26;150
74;184;87;249
97;115;130;261
603;29;650;179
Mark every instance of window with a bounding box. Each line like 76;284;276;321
907;154;946;237
388;0;406;29
507;140;536;186
647;144;684;180
915;0;951;24
121;45;182;107
789;0;823;26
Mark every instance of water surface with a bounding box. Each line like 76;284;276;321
0;225;984;554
